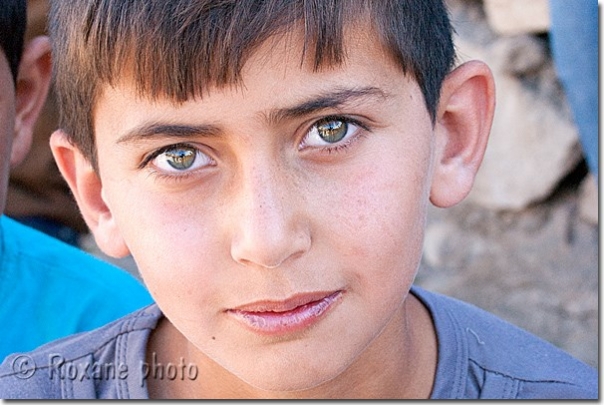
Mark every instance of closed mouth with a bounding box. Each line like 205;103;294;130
227;290;343;335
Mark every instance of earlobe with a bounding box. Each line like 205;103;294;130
10;36;52;167
49;130;131;258
429;60;495;208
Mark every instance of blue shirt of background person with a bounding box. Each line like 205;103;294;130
0;215;153;361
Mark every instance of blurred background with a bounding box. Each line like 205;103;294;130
10;0;598;368
417;0;598;369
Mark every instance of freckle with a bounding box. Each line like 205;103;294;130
211;336;216;340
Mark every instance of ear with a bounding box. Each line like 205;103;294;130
429;60;495;208
10;36;52;167
49;129;131;258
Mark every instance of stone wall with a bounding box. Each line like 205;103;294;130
418;0;599;369
445;0;586;211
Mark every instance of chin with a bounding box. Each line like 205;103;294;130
241;368;338;393
228;352;348;394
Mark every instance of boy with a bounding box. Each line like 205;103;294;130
0;0;153;361
0;0;597;399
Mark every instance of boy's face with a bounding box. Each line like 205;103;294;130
94;27;434;389
64;22;492;393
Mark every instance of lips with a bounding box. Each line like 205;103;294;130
227;290;343;335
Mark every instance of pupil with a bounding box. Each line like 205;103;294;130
166;148;195;170
318;120;347;143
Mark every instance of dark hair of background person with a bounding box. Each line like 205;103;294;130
0;0;26;83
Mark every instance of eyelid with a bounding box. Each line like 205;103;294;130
139;142;211;170
314;115;369;133
299;115;369;151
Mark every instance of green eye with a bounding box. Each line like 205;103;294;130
147;143;214;175
316;119;348;143
165;147;197;170
300;116;362;151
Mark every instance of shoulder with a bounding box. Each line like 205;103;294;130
2;215;131;282
0;215;152;311
0;216;153;356
0;304;161;399
412;286;598;399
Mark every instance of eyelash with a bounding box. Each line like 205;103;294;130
139;142;193;170
300;115;369;155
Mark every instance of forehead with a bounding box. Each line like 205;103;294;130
241;25;402;98
106;22;402;106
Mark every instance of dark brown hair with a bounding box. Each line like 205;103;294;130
48;0;455;165
0;0;26;84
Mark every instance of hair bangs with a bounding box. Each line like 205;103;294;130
84;0;366;104
49;0;454;165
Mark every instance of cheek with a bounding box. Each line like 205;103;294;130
320;148;431;302
332;157;428;257
108;185;224;305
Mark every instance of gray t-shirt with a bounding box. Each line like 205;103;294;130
0;286;597;399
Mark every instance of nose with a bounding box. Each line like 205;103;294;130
229;163;311;269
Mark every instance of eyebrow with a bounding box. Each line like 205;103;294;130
116;87;390;144
266;86;390;124
116;123;221;145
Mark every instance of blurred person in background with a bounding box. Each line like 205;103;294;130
549;0;598;181
6;0;86;246
0;0;153;361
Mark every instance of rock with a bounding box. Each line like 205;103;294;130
483;0;550;35
491;35;548;76
579;174;598;225
423;222;455;268
451;30;582;211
